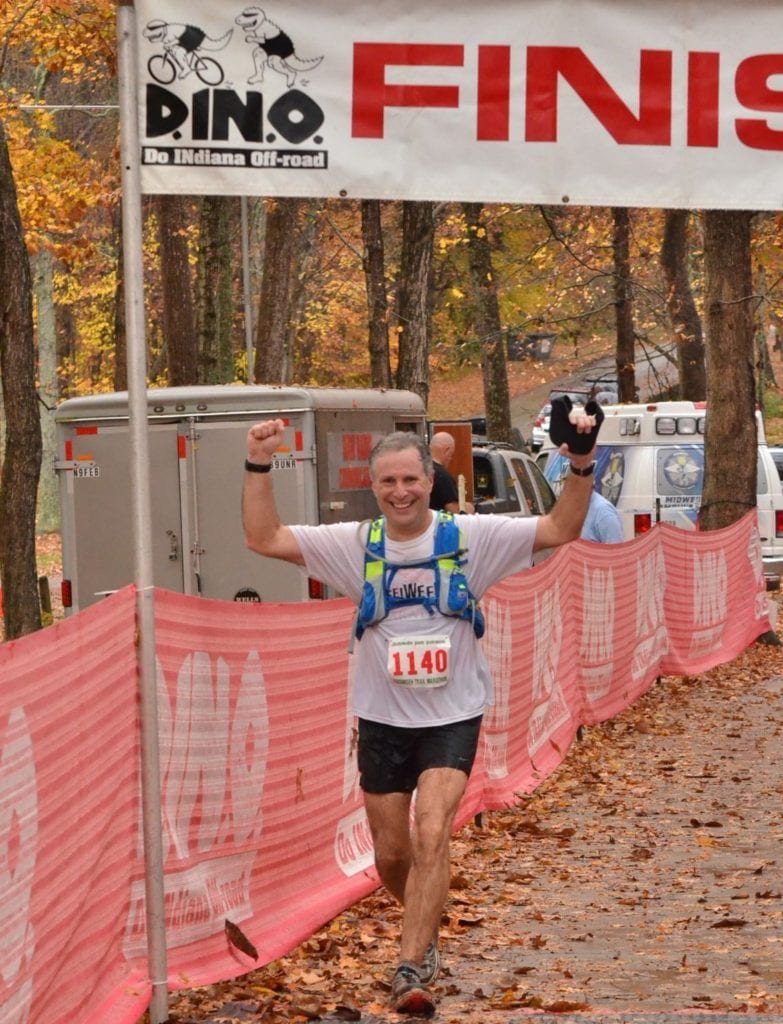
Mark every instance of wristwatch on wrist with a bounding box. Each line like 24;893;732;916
245;459;272;473
569;461;596;477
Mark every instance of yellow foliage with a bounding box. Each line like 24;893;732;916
1;0;120;394
0;1;117;82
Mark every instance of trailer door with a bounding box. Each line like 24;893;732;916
181;414;315;602
58;421;184;610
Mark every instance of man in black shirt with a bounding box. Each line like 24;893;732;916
428;432;474;513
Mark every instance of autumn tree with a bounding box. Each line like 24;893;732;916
0;115;42;640
1;0;119;422
361;199;391;388
197;195;235;384
254;197;303;383
1;4;117;597
462;202;512;443
285;200;321;383
753;212;783;396
660;209;706;400
611;207;637;403
157;195;198;385
395;201;435;404
700;210;757;534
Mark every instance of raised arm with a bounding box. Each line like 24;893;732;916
242;419;306;566
533;408;598;552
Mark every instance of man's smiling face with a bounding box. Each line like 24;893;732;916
371;448;433;540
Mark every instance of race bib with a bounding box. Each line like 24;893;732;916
387;635;451;688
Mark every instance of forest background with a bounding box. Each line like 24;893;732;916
1;1;783;642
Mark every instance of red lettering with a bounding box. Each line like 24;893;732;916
351;820;374;855
352;43;463;138
351;39;783;154
735;54;783;151
688;52;719;147
477;45;510;141
525;46;672;145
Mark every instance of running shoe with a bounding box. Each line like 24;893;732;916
418;938;441;985
390;963;436;1016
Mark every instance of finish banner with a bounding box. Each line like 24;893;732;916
134;0;783;208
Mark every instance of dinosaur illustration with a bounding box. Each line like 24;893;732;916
235;7;323;88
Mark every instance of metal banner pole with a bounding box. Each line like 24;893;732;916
116;4;169;1021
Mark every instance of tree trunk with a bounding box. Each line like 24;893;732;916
157;194;198;386
198;195;235;384
612;207;637;403
34;247;60;533
0;117;42;640
57;303;77;384
361;199;391;388
660;209;706;400
254;198;301;383
700;210;757;533
286;200;320;385
463;202;512;444
239;197;266;383
395;201;434;405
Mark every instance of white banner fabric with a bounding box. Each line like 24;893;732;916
134;0;783;209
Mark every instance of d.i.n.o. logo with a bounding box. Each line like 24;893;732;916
142;6;328;170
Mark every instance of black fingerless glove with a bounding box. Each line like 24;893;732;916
549;396;605;454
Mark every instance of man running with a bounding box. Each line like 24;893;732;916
242;408;600;1014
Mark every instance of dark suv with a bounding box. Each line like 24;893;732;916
472;442;556;517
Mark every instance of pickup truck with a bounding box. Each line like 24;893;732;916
472;441;556;517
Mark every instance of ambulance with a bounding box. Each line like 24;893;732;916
541;400;783;583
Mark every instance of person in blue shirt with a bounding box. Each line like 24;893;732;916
581;490;624;543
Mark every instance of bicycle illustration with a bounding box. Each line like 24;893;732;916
143;21;231;86
147;51;225;86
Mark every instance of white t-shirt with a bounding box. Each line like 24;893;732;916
291;512;537;727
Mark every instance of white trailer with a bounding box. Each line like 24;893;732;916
55;384;426;614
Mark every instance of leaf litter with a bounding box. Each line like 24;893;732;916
154;600;783;1023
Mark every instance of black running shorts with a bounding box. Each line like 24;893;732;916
357;715;483;794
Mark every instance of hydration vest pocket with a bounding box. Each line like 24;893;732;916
447;574;470;614
358;580;377;632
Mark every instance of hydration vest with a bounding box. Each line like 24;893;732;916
354;512;485;640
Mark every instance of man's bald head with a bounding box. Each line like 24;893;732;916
430;432;456;467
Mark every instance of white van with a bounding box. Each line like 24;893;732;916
541;400;783;583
